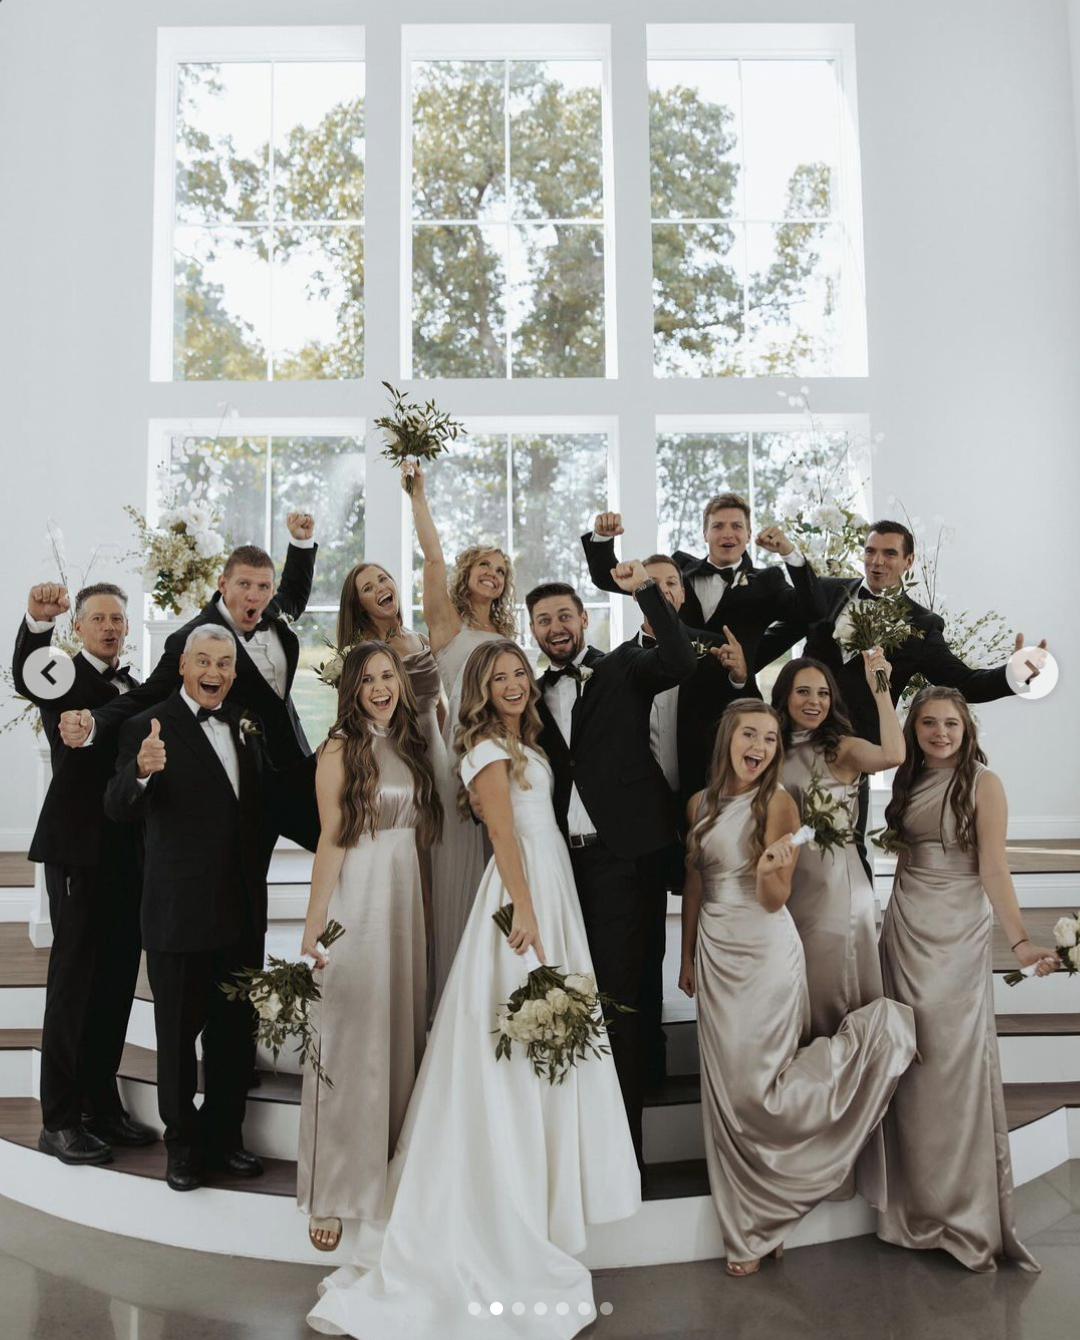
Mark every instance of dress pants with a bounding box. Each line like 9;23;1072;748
146;926;263;1162
39;838;141;1131
570;844;664;1173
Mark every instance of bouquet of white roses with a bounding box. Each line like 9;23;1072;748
219;920;346;1086
1004;914;1079;986
125;492;226;617
375;381;466;494
837;578;924;693
491;904;631;1085
797;772;857;858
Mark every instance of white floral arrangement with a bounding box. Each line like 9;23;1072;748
125;492;226;618
1004;913;1079;985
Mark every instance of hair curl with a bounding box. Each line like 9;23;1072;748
884;686;985;852
330;642;442;849
770;657;854;764
452;640;544;819
449;545;518;639
686;701;784;867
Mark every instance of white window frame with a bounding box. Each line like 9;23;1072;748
150;26;367;383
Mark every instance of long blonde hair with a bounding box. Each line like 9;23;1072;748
686;701;784;866
452;640;544;819
331;642;442;848
885;685;986;852
449;545;518;639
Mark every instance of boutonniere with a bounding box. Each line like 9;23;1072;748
578;666;595;686
238;712;263;740
731;570;752;588
689;639;714;659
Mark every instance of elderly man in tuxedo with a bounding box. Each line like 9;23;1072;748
528;563;696;1176
61;512;319;852
105;626;269;1192
584;497;819;800
12;581;155;1165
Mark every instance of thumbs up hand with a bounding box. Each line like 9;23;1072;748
137;719;166;779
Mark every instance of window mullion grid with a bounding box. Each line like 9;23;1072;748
268;60;277;383
737;57;750;376
504;59;513;380
746;430;757;565
505;432;515;576
264;436;274;551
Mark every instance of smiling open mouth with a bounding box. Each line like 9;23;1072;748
743;753;764;772
377;591;395;608
370;692;393;709
199;679;223;696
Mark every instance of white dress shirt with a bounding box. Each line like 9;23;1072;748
541;647;596;838
137;688;241;797
219;599;287;699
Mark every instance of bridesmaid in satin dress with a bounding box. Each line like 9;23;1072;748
877;685;1056;1272
297;643;443;1254
404;460;519;1008
679;700;916;1276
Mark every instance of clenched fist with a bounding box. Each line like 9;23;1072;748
611;560;649;593
758;832;798;874
60;709;92;747
137;719;167;779
593;511;624;539
28;583;70;622
287;511;315;541
755;525;794;557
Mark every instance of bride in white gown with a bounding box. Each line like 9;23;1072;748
307;639;641;1340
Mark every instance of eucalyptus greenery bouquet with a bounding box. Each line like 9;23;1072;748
797;772;858;858
220;920;346;1087
836;577;924;694
375;381;466;493
869;826;910;857
491;904;632;1085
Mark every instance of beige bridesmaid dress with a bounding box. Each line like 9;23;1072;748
877;763;1039;1271
694;789;916;1263
297;726;427;1220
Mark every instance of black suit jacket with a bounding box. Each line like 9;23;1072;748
12;619;139;868
90;542;316;767
583;535;811;799
104;692;268;953
757;564;1012;742
536;583;696;860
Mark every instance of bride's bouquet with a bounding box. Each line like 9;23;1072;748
491;905;632;1085
375;381;466;494
1004;913;1080;985
219;920;346;1086
836;578;923;693
798;772;857;858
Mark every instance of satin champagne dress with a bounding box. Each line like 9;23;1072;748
296;727;427;1220
308;741;640;1340
429;626;500;1007
877;763;1039;1271
694;789;916;1263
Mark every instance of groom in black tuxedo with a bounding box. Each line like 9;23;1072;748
13;581;154;1164
105;626;269;1191
61;513;320;852
528;564;696;1175
584;497;819;800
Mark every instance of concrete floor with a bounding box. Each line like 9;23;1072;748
1;1162;1077;1339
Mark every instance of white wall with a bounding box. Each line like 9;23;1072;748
1;0;1079;848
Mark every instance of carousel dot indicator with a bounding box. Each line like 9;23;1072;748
600;1301;614;1315
512;1302;525;1315
556;1302;569;1315
578;1301;593;1315
490;1302;503;1315
534;1302;547;1315
468;1302;481;1316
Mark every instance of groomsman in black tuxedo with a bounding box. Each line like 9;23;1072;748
584;497;818;800
12;582;155;1164
528;564;696;1175
754;518;1049;854
61;512;320;852
105;626;268;1192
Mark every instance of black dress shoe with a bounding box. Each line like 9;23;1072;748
37;1125;113;1166
165;1157;202;1192
86;1110;157;1147
205;1147;264;1178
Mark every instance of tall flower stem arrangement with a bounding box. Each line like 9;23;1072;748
124;484;226;618
375;381;466;493
775;389;874;578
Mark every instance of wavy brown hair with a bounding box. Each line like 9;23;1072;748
452;640;544;819
449;545;518;639
770;657;854;764
336;561;401;652
330;642;442;849
884;686;986;852
686;701;784;867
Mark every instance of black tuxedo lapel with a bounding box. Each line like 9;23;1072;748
165;695;238;804
568;646;607;735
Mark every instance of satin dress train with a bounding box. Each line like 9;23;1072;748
693;789;916;1263
877;763;1039;1272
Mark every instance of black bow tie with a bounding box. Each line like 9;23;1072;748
196;705;224;723
640;633;657;649
855;586;879;602
101;664;132;683
241;618;272;642
706;563;738;583
542;662;583;687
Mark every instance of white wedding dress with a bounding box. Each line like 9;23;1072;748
307;739;641;1340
